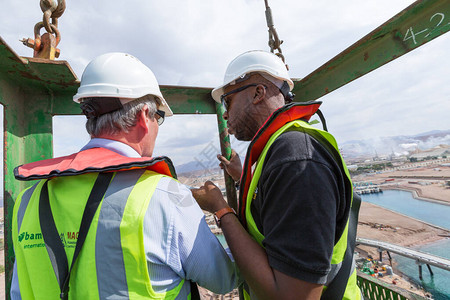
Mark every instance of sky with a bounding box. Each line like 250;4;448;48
1;0;449;166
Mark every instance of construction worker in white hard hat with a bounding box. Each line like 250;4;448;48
11;52;239;299
192;50;362;299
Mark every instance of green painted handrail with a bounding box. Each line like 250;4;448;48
357;272;427;300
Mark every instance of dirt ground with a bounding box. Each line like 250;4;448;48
357;202;449;255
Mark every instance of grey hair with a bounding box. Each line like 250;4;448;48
84;95;158;137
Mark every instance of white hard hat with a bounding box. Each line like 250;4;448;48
211;50;294;103
73;52;173;116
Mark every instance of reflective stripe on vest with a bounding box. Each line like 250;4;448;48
12;170;188;299
243;120;361;300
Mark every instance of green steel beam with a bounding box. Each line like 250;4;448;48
0;75;54;299
215;102;238;212
50;85;216;115
293;0;450;102
162;86;216;114
0;38;75;299
0;37;79;94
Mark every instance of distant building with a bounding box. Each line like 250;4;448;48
347;164;358;171
409;145;450;161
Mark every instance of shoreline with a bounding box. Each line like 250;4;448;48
381;185;450;207
362;189;450;233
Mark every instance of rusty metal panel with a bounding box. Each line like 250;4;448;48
0;79;54;298
0;37;28;70
26;58;77;87
0;37;69;298
294;0;450;102
0;37;78;93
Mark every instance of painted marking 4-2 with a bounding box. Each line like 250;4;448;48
403;12;450;45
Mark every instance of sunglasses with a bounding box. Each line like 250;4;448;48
155;109;165;125
220;84;259;111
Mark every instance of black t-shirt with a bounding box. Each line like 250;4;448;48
251;130;350;284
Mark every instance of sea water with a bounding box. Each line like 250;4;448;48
215;233;227;247
362;190;450;299
394;239;450;300
362;190;450;230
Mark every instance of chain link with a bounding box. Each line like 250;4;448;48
21;0;64;59
264;0;287;68
34;22;61;49
40;0;66;33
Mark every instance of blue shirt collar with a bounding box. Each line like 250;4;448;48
80;138;141;158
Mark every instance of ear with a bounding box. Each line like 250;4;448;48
252;84;266;104
137;105;150;133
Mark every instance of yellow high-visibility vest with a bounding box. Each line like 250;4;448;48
12;148;190;299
